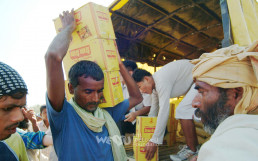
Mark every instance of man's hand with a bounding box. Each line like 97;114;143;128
22;108;39;132
59;9;76;33
144;141;158;160
124;112;137;122
22;108;37;123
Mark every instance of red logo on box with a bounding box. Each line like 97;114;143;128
106;50;116;58
69;46;91;60
74;11;82;23
96;11;109;21
140;147;146;152
111;77;119;85
144;127;155;133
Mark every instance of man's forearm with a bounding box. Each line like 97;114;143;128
46;26;74;61
119;63;142;109
31;120;39;132
45;11;75;111
135;106;151;116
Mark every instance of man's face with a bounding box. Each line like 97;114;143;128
72;76;104;113
0;95;26;140
193;81;232;134
41;108;48;122
136;77;153;94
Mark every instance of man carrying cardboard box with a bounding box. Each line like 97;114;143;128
45;10;142;161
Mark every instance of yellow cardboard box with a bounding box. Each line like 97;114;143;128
53;2;116;41
99;70;124;108
136;117;157;139
163;132;176;147
62;39;120;78
167;118;178;133
168;103;175;119
133;137;158;161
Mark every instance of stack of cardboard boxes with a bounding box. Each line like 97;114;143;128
133;117;158;161
53;2;124;107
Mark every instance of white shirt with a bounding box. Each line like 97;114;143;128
122;83;152;124
37;121;58;161
149;60;194;144
198;114;258;161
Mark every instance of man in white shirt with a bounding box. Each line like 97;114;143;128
132;59;198;160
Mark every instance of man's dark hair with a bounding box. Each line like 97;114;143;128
68;60;104;88
18;120;29;129
132;69;152;82
9;91;27;99
40;105;46;114
123;60;138;72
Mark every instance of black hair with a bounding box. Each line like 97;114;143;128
132;69;152;82
10;90;27;99
123;60;138;72
68;60;104;88
40;105;46;114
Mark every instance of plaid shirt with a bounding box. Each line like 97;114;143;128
17;128;46;149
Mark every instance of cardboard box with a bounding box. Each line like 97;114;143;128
133;137;158;161
62;39;120;78
163;132;176;147
168;103;175;119
54;2;116;41
99;70;124;108
167;118;178;133
136;117;157;139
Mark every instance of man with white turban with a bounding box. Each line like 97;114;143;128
191;41;258;161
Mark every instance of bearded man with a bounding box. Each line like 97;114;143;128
191;42;258;161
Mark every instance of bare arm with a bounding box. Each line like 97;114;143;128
42;134;53;146
124;106;151;122
22;108;39;132
118;57;143;109
45;10;76;112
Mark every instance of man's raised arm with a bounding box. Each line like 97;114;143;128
45;10;76;112
118;56;143;109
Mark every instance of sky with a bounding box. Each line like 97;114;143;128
0;0;115;107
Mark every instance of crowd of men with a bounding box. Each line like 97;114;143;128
0;9;257;161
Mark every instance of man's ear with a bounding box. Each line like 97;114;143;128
68;83;74;94
227;87;243;113
144;76;151;82
128;70;133;76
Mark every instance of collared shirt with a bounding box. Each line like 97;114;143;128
149;60;194;144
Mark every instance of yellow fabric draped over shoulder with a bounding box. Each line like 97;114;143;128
69;98;127;161
191;43;258;114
